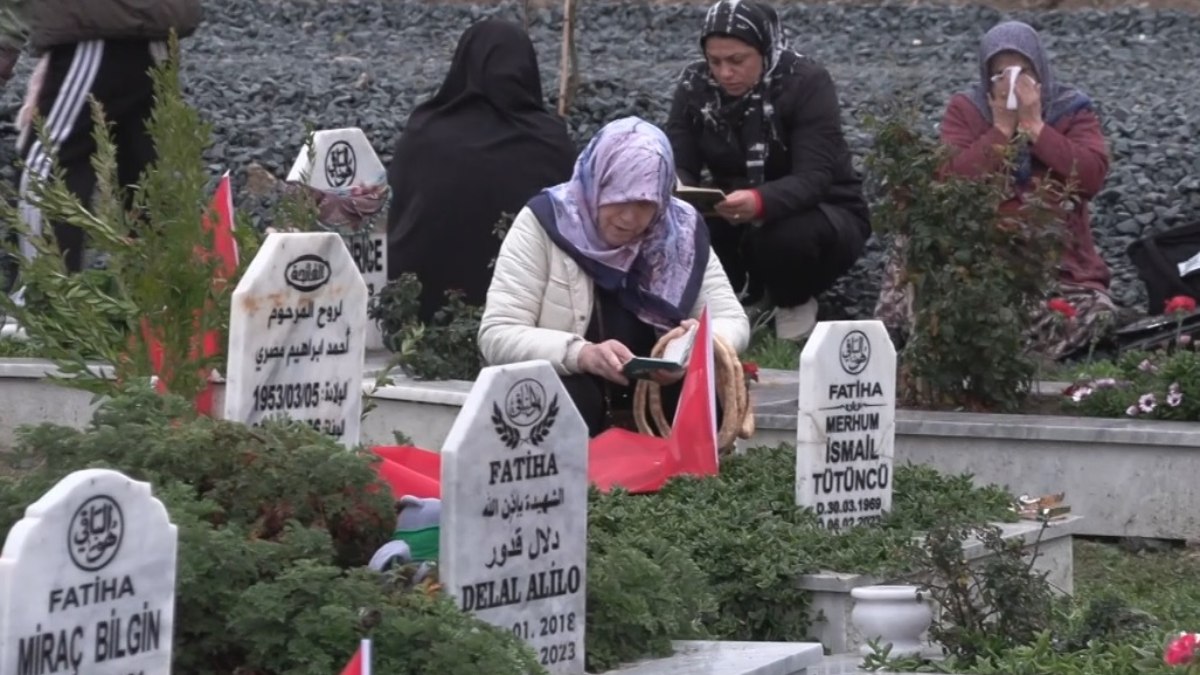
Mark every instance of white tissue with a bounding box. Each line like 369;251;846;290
1005;66;1021;111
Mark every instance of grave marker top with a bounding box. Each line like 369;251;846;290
287;127;386;192
439;360;589;675
224;232;368;446
795;320;897;531
0;469;179;675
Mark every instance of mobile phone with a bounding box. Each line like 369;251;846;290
622;357;684;380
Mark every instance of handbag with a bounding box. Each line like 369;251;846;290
1126;221;1200;316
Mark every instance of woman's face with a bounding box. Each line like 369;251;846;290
988;51;1037;83
598;201;658;247
704;36;764;98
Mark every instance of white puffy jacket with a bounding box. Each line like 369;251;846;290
479;207;750;375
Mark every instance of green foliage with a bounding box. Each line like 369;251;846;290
865;106;1067;412
371;272;484;381
889;463;1017;531
585;446;1017;653
864;542;1178;674
1066;348;1200;421
906;523;1056;663
586;525;716;671
0;387;544;675
0;34;261;401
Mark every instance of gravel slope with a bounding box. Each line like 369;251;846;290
2;0;1198;319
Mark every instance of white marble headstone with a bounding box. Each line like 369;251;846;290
0;469;178;675
224;232;368;447
440;361;588;675
288;127;389;351
795;321;897;531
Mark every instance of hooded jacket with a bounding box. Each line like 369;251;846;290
0;0;202;53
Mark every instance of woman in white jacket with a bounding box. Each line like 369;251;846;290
479;117;750;436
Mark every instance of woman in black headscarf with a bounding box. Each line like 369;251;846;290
666;0;870;341
387;19;576;322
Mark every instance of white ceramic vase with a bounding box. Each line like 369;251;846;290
850;585;933;657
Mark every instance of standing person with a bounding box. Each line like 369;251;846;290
0;0;203;281
387;19;576;323
666;0;870;341
874;20;1114;360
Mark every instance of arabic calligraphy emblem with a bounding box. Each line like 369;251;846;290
68;495;124;572
284;254;332;293
324;140;357;188
492;378;559;449
838;330;871;376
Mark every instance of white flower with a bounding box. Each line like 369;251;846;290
1138;359;1158;373
1094;378;1118;389
1139;393;1157;414
1168;383;1184;408
1070;386;1093;403
1125;404;1139;417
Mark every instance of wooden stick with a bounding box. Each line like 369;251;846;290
556;0;578;117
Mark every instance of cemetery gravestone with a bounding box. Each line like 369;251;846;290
795;320;897;531
0;469;178;675
440;361;588;675
288;127;389;351
224;232;368;447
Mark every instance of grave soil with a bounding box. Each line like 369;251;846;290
417;0;1200;13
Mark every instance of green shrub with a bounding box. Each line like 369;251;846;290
585;445;1018;647
0;392;1020;673
865;105;1066;412
0;386;544;675
1066;348;1200;421
0;34;261;401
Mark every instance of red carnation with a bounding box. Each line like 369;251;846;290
742;361;760;382
1165;632;1199;666
1047;298;1077;319
1165;295;1197;316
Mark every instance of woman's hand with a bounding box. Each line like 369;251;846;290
715;190;759;224
1014;74;1044;140
579;340;634;386
649;318;698;386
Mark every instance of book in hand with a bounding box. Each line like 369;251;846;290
673;177;726;216
621;323;699;381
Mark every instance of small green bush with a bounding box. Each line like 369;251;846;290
0;387;544;675
865;105;1066;412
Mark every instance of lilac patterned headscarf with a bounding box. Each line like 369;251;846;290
533;117;708;331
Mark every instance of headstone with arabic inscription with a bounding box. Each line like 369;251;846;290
287;127;390;350
0;469;178;675
795;320;897;531
440;360;588;675
224;232;368;447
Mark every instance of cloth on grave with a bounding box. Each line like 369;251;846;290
386;18;576;323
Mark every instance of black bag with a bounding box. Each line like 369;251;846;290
1127;222;1200;316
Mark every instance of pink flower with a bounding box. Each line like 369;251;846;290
1181;334;1193;347
1165;631;1199;666
1126;404;1139;417
1139;359;1159;374
1094;378;1118;389
1139;393;1158;414
1168;383;1184;408
1069;385;1093;403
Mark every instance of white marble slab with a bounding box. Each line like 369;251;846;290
440;360;589;674
224;232;367;447
606;640;823;675
796;321;897;531
0;469;178;674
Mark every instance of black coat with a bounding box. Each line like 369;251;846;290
666;54;870;236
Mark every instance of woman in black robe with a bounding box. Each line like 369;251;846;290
666;0;870;341
387;19;577;322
